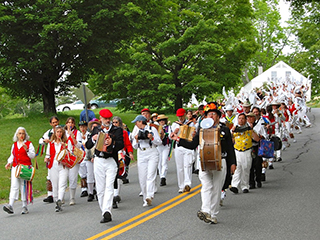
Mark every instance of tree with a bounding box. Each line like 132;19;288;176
243;0;291;83
89;0;258;111
286;1;320;94
0;0;138;113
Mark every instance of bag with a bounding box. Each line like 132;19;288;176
270;136;282;151
258;139;274;158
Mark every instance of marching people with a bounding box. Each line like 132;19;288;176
131;115;162;207
247;111;266;189
44;125;70;212
171;102;236;224
111;116;134;208
230;113;260;194
86;109;124;223
156;114;172;186
65;117;83;205
3;127;36;214
170;108;196;193
78;121;89;198
39;116;60;204
86;118;101;202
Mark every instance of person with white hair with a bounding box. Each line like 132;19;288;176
3;127;36;215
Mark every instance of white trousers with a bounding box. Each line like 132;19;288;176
50;161;69;201
157;145;170;178
199;159;226;218
137;147;159;203
231;150;252;191
68;163;80;189
79;161;87;179
9;166;27;203
94;157;117;216
174;146;194;190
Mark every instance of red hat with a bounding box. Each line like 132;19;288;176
140;108;150;113
99;109;113;119
176;108;186;117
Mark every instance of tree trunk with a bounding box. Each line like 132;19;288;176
42;78;57;114
174;76;183;111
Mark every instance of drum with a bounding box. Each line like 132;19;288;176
199;128;222;171
57;149;78;169
178;125;195;142
15;164;35;181
73;147;86;164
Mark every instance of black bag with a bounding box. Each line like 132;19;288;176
270;136;282;151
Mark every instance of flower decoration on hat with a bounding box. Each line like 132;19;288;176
204;102;221;112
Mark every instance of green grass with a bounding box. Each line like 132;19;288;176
0;107;178;203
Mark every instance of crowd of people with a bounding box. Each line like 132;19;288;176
3;82;312;225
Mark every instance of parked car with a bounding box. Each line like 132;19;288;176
56;98;119;112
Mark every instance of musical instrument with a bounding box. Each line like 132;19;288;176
96;132;109;152
15;164;35;181
149;123;163;135
73;147;86;164
178;125;195;141
57;149;78;169
199;128;222;171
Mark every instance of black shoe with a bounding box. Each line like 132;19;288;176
160;178;166;186
243;189;249;193
114;195;121;203
112;201;118;209
87;194;94;202
100;211;112;223
249;185;255;189
277;158;282;162
122;178;129;184
80;191;88;198
257;182;262;188
55;200;62;212
229;187;238;194
43;195;54;203
269;165;274;170
261;173;266;182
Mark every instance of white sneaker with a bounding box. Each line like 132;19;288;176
139;192;143;197
21;206;29;214
293;139;297;143
69;198;75;206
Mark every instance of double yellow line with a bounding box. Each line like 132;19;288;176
87;184;202;240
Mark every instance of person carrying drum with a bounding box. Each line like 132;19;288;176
44;125;71;212
86;109;124;223
171;102;236;224
3;127;36;215
39;116;60;204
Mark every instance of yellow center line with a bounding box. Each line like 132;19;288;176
103;189;201;240
87;184;202;240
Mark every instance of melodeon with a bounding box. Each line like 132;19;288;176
149;123;163;135
199;128;222;171
178;125;195;142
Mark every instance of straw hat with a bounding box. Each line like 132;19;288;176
156;114;169;122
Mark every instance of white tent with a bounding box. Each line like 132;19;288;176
242;61;311;101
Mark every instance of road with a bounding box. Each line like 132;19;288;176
1;109;320;240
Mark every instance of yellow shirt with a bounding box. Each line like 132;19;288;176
233;129;253;151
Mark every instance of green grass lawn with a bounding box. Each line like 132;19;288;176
0;107;178;203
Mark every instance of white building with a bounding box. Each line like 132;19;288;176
242;61;311;101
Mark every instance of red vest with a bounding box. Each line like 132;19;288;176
12;141;32;167
48;142;64;169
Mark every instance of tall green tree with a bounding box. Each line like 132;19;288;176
286;1;320;94
243;0;290;83
89;0;258;111
0;0;138;113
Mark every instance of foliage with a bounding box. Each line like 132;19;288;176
243;0;291;83
287;1;320;95
89;0;258;111
0;0;139;113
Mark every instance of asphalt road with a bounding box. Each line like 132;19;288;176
1;109;320;240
